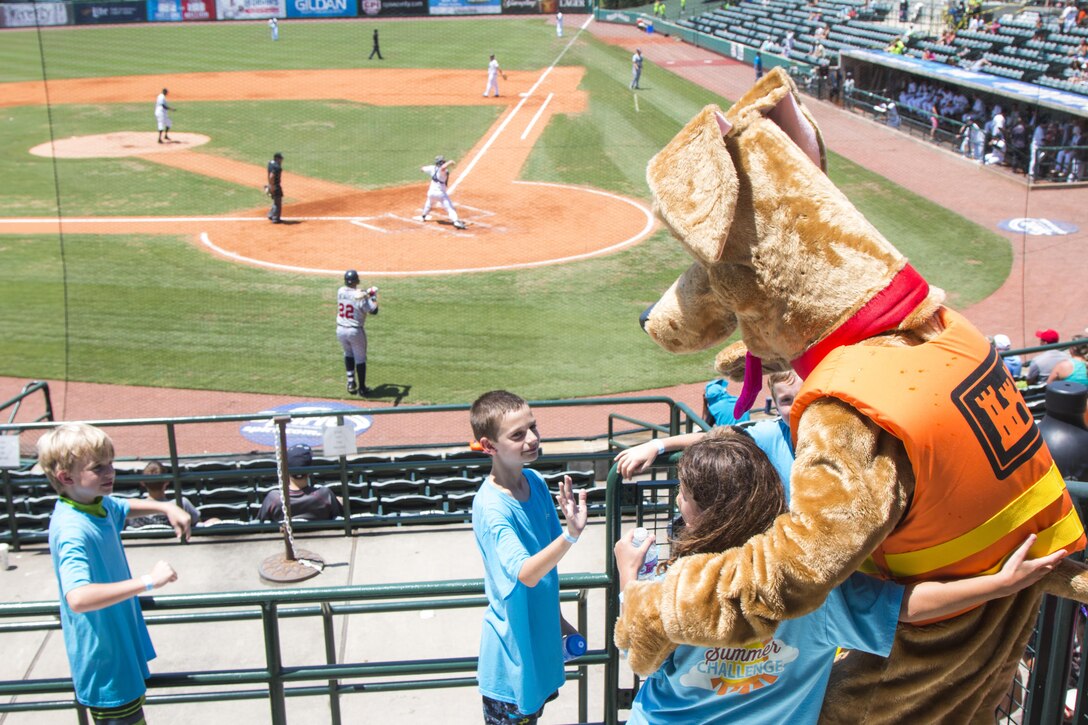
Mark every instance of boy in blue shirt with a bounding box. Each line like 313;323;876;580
470;390;588;724
614;429;1066;724
39;423;191;724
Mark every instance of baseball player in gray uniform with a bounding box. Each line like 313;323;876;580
419;155;467;229
337;269;379;396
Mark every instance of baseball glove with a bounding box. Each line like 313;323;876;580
263;184;271;197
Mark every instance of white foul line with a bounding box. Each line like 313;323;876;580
521;93;555;141
449;16;591;195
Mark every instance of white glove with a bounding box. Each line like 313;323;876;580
366;286;379;298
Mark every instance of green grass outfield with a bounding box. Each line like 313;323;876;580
0;18;1011;404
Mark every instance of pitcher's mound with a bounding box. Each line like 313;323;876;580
30;132;211;159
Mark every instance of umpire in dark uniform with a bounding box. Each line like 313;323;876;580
267;152;284;223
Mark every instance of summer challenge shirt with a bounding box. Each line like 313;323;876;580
472;469;564;714
49;496;156;708
628;573;902;725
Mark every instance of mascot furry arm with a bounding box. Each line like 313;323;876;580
617;68;1088;720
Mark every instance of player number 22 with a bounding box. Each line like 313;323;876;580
338;303;356;320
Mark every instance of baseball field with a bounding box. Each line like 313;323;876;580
0;17;1012;405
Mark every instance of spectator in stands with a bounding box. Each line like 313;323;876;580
1033;17;1048;42
257;444;342;522
1026;329;1074;385
616;371;802;493
1062;1;1079;34
127;461;202;529
1048;336;1088;386
469;390;586;724
782;31;795;56
39;423;189;725
993;334;1023;378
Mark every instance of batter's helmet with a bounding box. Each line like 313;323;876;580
434;155;445;166
344;269;359;286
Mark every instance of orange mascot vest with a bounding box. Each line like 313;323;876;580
792;308;1085;610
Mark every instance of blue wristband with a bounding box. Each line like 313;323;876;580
563;532;579;544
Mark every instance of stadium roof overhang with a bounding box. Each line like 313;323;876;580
839;48;1088;120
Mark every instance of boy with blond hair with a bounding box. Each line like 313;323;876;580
469;390;587;724
40;423;191;724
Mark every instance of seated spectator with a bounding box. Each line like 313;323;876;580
127;460;202;528
1048;336;1088;386
258;444;343;522
1026;328;1074;385
993;333;1023;378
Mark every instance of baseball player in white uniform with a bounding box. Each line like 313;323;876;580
556;12;563;37
337;269;379;396
155;88;173;143
483;54;505;97
268;17;278;41
419;155;467;229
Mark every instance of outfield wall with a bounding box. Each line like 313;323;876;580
0;0;590;26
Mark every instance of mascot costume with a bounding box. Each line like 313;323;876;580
615;67;1088;721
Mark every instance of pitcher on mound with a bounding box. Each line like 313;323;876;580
419;155;467;230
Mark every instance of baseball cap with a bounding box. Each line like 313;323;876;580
273;152;283;159
286;444;312;470
1036;328;1060;344
993;334;1012;350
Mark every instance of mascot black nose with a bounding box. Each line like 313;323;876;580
639;304;655;332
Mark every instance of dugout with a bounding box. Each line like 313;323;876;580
839;48;1088;122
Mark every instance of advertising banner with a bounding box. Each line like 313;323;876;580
147;0;183;21
216;0;284;19
75;1;147;24
556;0;588;11
428;0;500;16
181;0;216;19
286;0;355;18
358;0;425;16
0;2;72;27
501;0;539;13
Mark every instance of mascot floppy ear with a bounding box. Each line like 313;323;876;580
647;106;738;265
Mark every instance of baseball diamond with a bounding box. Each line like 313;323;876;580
3;67;654;275
0;17;1033;406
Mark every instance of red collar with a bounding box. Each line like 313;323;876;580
731;264;929;419
792;263;929;379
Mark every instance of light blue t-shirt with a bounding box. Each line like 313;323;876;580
49;496;156;708
628;572;902;724
472;468;565;714
745;418;795;498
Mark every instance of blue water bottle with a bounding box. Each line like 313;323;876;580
563;633;587;662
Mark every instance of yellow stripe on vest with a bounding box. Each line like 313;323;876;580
884;464;1071;577
976;507;1087;575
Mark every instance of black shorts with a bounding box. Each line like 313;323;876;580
88;695;146;725
481;691;557;724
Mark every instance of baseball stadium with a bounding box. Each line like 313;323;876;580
1;0;1087;721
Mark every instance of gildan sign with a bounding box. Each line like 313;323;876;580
287;0;355;17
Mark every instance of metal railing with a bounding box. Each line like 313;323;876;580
0;380;54;426
0;396;689;549
0;574;614;724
